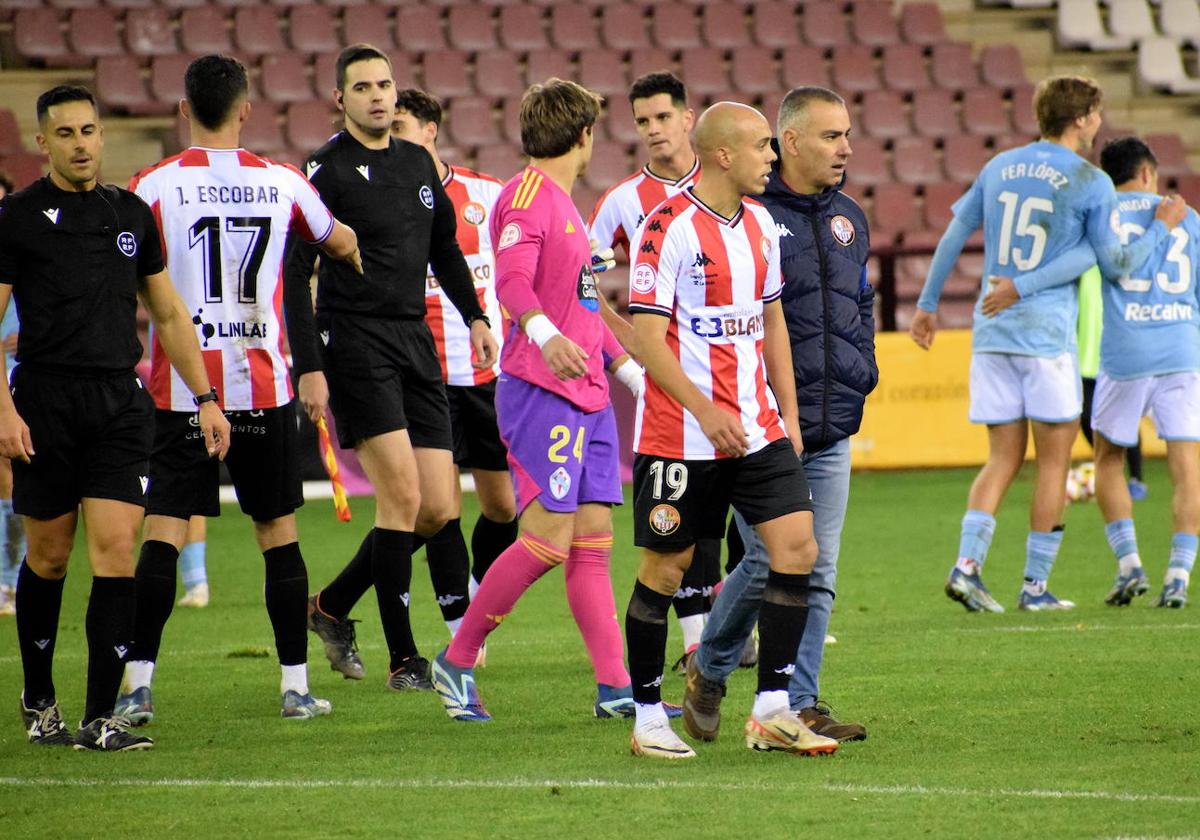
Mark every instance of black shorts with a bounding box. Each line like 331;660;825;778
318;313;452;451
633;439;813;552
146;403;303;522
10;366;154;519
447;381;508;471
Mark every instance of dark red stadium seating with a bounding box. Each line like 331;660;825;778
500;97;523;144
979;44;1026;92
474;145;526;182
340;6;394;51
846;135;890;187
241;104;286;154
389;53;421;91
702;4;751;49
499;5;551;51
125;7;177;58
46;0;95;9
584;143;633;190
801;2;850;48
447;6;499;52
653;4;702;50
445;97;502;148
422;50;474;99
830;44;880;94
234;8;287;58
1145;133;1192;177
730;47;780;95
942;134;991;183
179;7;233;57
605;106;642;145
95;55;154;113
0;110;25;155
679;47;729;95
475;52;526;98
525;49;574;87
286;101;340;153
577;49;627;96
881;44;931;92
751;1;802;49
1010;84;1039;137
602;4;652;50
852;1;901;47
923;180;968;231
870;182;921;244
911;88;961;138
397;6;447;53
891;136;943;185
150;54;191;110
930;42;979;92
105;0;156;8
899;2;947;46
780;45;831;88
1176;173;1200;207
289;5;340;55
859;89;910;140
312;53;339;97
14;9;74;64
629;47;674;80
259;53;315;105
550;6;600;52
0;154;45;191
961;88;1012;138
69;8;124;59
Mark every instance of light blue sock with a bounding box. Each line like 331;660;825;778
1104;519;1139;564
1168;533;1198;574
179;541;208;589
1024;529;1064;583
0;499;17;589
957;510;996;569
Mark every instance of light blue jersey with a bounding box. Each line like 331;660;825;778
1;297;17;372
1100;195;1200;379
918;141;1168;357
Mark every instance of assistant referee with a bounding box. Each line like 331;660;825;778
0;86;230;752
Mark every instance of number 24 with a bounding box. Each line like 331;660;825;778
548;425;584;463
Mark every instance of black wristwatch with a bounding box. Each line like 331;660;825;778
193;387;219;407
467;313;491;329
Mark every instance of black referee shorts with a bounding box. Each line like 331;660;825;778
146;403;303;522
633;439;813;553
317;313;452;451
10;366;154;519
447;380;508;471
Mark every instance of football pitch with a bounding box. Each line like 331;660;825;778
1;462;1197;839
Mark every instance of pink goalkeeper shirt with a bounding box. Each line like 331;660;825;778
491;166;621;413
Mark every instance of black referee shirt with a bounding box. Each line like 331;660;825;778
0;177;164;374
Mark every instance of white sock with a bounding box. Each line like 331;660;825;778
1165;567;1191;586
280;664;308;696
445;617;463;638
634;701;667;730
678;614;706;652
955;557;979;575
1022;579;1046;596
125;660;155;691
468;576;480;600
1118;554;1142;577
752;690;790;720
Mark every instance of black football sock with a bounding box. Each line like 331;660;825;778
263;542;309;667
673;538;715;618
426;519;470;622
371;528;417;670
16;560;65;708
471;514;518;585
757;571;810;694
725;516;745;575
625;580;674;705
318;528;374;619
131;539;180;663
84;576;135;724
1127;438;1145;483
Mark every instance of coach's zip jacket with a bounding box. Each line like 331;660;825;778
759;156;878;452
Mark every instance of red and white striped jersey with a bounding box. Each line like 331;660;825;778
424;165;504;386
587;159;700;258
627;189;784;460
130;146;334;412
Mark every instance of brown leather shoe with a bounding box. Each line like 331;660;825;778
798;702;867;742
682;655;726;742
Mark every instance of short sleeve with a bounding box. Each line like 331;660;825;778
762;219;782;302
627;204;680;316
587;189;626;255
285;165;335;244
133;194;165;277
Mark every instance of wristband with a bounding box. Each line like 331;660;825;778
613;358;645;399
193;387;218;406
523;314;561;350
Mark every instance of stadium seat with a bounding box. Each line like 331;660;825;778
0;153;45;191
899;2;947;46
881;44;932;92
1106;0;1158;43
729;46;780;95
234;8;288;58
341;6;394;51
1160;0;1200;48
870;183;921;243
851;1;901;47
845;135;889;187
476;52;526;98
605;106;642;145
602;4;653;50
286;101;340;153
750;1;802;48
397;6;448;53
95;55;155;113
14;9;73;64
1175;172;1200;206
780;44;831;88
1144;132;1192;177
891;136;943;185
859;90;910;140
979;44;1027;92
422;50;474;99
150;54;191;110
1057;0;1132;50
157;0;208;9
525;49;575;87
652;4;702;50
0;109;25;155
69;8;124;59
241;104;286;154
500;97;523;144
259;53;315;105
702;3;751;49
179;7;234;56
961;88;1012;137
911;89;960;138
922;180;968;231
445;97;502;148
584;143;633;190
1137;36;1200;93
801;2;851;48
499;5;550;51
679;47;730;95
125;7;177;58
448;6;499;52
942;134;991;183
474;144;526;181
577;49;627;96
930;42;979;92
630;47;675;80
830;44;880;93
289;5;340;55
550;6;600;51
1010;84;1039;136
45;0;94;9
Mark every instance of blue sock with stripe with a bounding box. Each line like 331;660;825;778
1167;533;1198;584
955;510;996;574
1104;519;1141;576
1023;528;1064;585
179;541;208;589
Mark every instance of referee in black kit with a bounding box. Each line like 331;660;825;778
0;86;230;752
285;45;498;691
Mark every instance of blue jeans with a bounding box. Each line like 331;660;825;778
693;437;851;710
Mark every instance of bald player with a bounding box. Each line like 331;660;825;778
621;102;837;759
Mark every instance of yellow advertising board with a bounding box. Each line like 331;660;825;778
850;330;1166;469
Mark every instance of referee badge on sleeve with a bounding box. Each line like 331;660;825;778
117;231;138;257
419;185;435;209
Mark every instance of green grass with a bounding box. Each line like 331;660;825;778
2;462;1198;839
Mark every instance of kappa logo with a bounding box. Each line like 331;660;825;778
776;223;793;237
645;219;664;233
42;208;60;224
139;476;149;494
114;645;129;660
691;252;715;268
642;675;664;689
437;594;466;607
639;241;658;255
305;161;322;179
419;184;434;209
356;164;370;181
635;213;646;229
774;663;796;676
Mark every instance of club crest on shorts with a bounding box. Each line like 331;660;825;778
632;263;657;294
498;222;521;249
116;231;138;257
548;467;572;500
829;215;855;246
649;504;680;536
461;200;486;226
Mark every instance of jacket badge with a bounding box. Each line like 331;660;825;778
830;215;855;246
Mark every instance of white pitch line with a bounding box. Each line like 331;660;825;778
949;622;1200;635
0;777;1198;805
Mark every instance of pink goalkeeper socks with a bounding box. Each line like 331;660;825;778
444;533;566;668
565;533;630;687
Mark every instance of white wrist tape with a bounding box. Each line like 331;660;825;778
614;358;645;398
523;314;561;350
